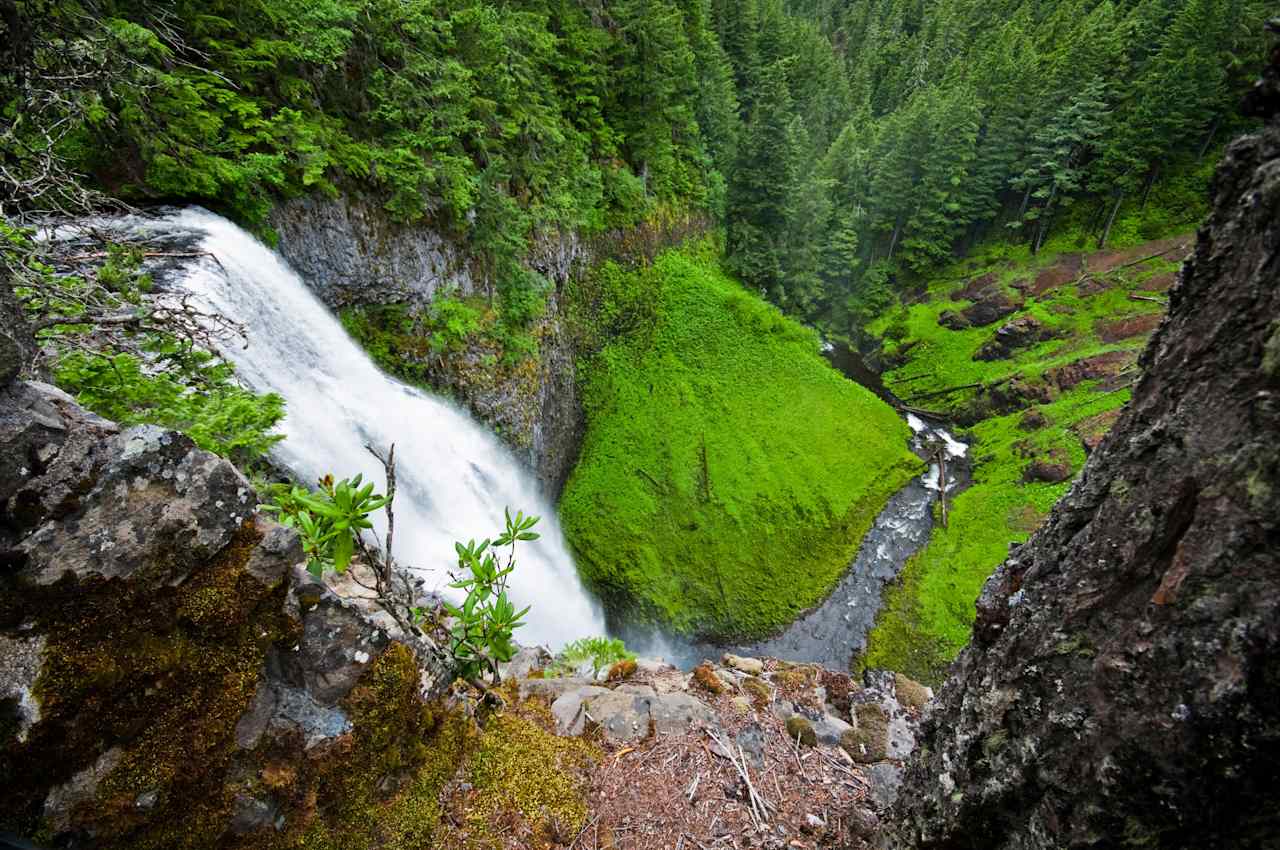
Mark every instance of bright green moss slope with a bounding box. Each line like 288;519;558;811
560;249;920;641
857;235;1186;684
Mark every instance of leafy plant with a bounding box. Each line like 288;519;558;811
445;508;538;684
547;637;636;679
266;474;389;579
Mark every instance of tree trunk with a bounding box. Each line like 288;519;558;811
1098;189;1125;250
1139;164;1159;209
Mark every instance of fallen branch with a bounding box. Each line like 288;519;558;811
906;373;1017;404
937;449;949;529
58;250;218;263
1115;244;1185;272
1128;293;1167;304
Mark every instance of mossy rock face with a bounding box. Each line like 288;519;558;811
785;715;817;748
843;704;889;764
0;392;463;849
741;676;773;707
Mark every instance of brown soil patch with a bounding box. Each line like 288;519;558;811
1030;253;1085;296
1138;271;1178;292
1073;408;1122;454
1076;277;1114;296
1095;313;1163;343
1091;236;1193;274
1047;351;1135;390
580;699;879;849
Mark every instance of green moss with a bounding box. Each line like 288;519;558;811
859;238;1182;685
786;715;817;747
560;248;919;640
0;521;298;848
452;701;598;849
843;704;889;764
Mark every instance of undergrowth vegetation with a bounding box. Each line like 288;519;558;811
560;245;919;641
857;233;1185;682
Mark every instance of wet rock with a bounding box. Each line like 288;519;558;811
973;316;1055;360
722;653;763;675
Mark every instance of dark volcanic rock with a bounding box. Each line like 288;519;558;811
961;291;1022;327
973;316;1055;361
884;46;1280;850
937;309;969;330
0;280;37;387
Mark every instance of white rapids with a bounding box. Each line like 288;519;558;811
156;208;604;648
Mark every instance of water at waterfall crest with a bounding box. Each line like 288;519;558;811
121;207;605;648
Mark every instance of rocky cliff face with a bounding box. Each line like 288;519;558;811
269;194;589;496
884;34;1280;849
0;353;458;846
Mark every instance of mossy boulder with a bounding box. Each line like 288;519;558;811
893;674;931;711
0;384;459;849
785;715;817;747
843;704;890;764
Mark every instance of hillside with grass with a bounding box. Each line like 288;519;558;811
857;232;1191;683
559;246;920;641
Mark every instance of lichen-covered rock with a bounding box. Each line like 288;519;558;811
884;46;1280;849
0;383;457;848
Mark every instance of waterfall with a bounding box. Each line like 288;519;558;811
157;208;604;648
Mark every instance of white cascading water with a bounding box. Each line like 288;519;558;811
162;207;604;648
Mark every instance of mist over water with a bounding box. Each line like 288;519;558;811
156;208;605;649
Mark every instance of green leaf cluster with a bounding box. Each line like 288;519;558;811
445;509;539;683
546;637;636;679
266;474;389;578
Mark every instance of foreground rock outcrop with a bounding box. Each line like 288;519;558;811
0;371;457;847
885;37;1280;849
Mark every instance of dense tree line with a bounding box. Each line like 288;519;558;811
721;0;1270;333
1;0;1270;338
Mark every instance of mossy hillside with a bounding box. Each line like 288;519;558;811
858;236;1184;684
560;249;920;640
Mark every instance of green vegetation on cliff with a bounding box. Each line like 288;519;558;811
560;247;919;640
858;234;1185;683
